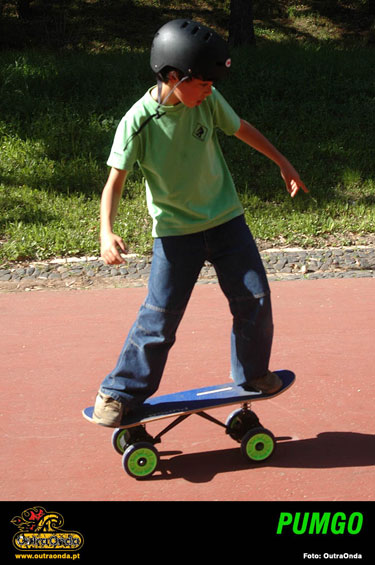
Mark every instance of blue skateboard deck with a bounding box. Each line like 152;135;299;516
83;369;295;428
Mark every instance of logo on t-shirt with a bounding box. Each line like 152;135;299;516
193;123;208;142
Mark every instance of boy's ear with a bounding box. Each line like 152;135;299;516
167;70;179;83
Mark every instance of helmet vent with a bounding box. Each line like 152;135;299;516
203;32;212;41
181;21;189;29
191;26;199;35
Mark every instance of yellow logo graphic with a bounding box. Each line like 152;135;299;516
11;506;84;552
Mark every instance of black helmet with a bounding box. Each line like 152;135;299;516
150;19;232;82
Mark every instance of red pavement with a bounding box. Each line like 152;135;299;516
1;278;374;501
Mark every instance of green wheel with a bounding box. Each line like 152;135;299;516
122;442;159;479
111;428;131;455
241;427;275;462
112;426;155;455
225;408;261;442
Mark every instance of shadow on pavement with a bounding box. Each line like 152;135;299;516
149;431;375;483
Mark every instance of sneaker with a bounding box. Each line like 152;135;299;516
92;391;125;427
245;370;283;394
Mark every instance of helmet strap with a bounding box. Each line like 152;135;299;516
123;74;190;151
156;75;190;106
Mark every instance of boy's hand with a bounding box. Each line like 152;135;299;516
101;232;127;265
280;163;309;198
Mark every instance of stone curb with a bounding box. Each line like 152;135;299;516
0;247;374;290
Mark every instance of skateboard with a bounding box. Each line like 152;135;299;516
83;369;295;479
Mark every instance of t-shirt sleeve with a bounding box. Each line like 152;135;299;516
106;113;142;171
211;88;241;136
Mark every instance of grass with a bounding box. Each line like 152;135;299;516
0;1;375;263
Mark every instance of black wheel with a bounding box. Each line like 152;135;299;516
225;408;261;442
241;427;275;462
122;442;160;479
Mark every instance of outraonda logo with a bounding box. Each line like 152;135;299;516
11;506;84;552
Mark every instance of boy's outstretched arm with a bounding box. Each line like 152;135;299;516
235;119;309;197
100;167;128;265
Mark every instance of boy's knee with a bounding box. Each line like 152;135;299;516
230;293;273;338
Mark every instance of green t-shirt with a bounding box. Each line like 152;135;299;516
107;86;243;237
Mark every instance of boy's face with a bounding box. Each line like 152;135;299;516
167;75;213;107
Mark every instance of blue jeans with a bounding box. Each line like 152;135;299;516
100;215;273;409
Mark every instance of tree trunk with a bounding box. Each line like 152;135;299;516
228;0;255;46
17;0;32;19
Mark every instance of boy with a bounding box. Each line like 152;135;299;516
93;19;308;427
